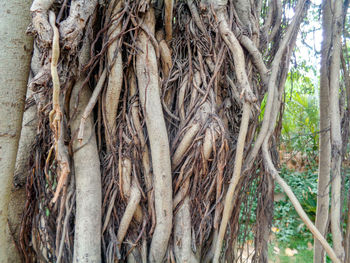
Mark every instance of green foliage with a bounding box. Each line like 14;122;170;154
281;70;319;157
273;166;318;244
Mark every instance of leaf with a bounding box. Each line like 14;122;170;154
45;207;50;217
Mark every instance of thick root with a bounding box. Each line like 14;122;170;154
172;123;200;168
136;8;173;263
14;77;37;186
164;0;173;43
174;197;198;263
104;1;124;149
70;46;102;262
117;181;141;251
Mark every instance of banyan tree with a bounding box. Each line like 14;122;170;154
0;0;343;262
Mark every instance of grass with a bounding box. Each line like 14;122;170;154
268;237;313;263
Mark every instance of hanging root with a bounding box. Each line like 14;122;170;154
262;140;341;263
174;197;198;263
104;1;124;149
213;103;251;262
129;69;155;230
164;0;173;43
157;31;172;79
136;8;173;263
117;163;141;252
48;11;70;204
70;41;102;262
172;123;200;168
14;77;38;187
77;68;107;141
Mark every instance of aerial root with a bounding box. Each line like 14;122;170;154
174;197;197;263
104;0;124;150
70;40;102;262
172;123;201;168
164;0;173;43
117;182;142;252
77;68;107;141
116;157;142;258
262;140;341;263
136;8;173;263
48;11;70;204
213;102;251;263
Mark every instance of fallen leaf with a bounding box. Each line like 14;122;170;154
285;247;298;257
273;246;280;254
307;242;313;250
271;227;279;233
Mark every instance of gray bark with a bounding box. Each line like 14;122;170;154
329;0;345;260
0;1;33;262
314;1;332;262
70;45;102;263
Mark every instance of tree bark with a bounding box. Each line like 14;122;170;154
70;44;102;263
328;0;345;260
0;1;33;262
314;1;332;262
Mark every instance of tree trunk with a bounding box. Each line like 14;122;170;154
314;1;332;262
328;0;345;260
0;1;33;262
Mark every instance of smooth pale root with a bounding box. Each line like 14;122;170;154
173;176;190;209
121;158;132;199
117;158;142;250
78;68;107;141
130;70;155;230
104;1;123;149
129;70;152;192
8;76;38;252
172;123;200;168
14;71;37;186
70;80;101;263
0;0;33;261
174;197;198;263
158;35;172;79
136;8;173;263
173;101;212;168
203;128;217;161
117;182;141;250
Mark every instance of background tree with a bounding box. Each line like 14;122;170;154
314;0;332;261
